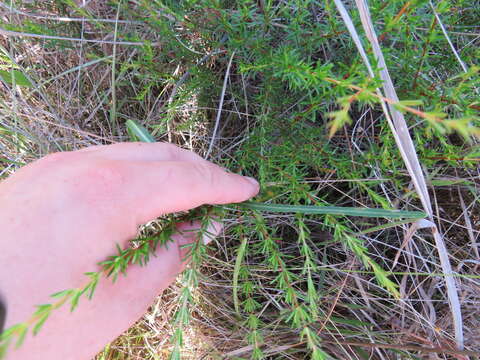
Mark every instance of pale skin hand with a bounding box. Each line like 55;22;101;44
0;142;259;360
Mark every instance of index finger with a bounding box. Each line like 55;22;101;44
79;142;206;163
107;160;259;224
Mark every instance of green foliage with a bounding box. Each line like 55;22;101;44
169;212;213;360
0;70;33;87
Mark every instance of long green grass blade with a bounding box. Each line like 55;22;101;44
126;120;155;143
233;236;248;316
241;202;426;219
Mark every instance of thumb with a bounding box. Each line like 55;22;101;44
118;219;223;298
88;219;223;344
175;220;223;266
11;220;224;360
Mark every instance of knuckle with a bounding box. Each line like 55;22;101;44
160;142;181;157
192;162;216;188
74;160;127;199
85;160;126;185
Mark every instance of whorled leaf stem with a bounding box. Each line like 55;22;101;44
169;210;215;360
252;211;330;360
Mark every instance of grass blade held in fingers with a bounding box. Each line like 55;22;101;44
241;202;426;219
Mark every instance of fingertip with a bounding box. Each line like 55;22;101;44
175;219;223;246
175;221;201;246
228;174;259;203
193;167;259;205
244;176;260;197
173;220;223;264
203;219;223;245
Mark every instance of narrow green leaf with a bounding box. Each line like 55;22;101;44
357;219;418;235
51;289;74;299
70;290;82;312
233;236;248;315
32;313;50;336
0;324;25;341
39;56;112;88
14;324;28;349
431;179;472;186
396;99;423;107
33;304;52;315
126;120;155;143
338;303;368;310
0;69;33;87
241;202;426;219
82;281;97;300
329;316;373;327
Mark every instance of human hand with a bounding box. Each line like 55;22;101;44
0;142;259;359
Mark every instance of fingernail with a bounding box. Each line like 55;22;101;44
202;220;223;245
203;235;213;245
245;176;259;188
